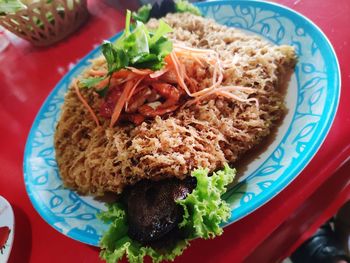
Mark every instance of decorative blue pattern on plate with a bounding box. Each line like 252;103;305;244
23;0;340;246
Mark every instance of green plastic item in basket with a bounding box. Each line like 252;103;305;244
0;0;89;46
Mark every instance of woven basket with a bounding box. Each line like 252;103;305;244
0;0;89;47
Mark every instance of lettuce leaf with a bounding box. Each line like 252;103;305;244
175;0;201;16
177;164;236;239
99;164;236;263
132;0;201;24
99;203;189;263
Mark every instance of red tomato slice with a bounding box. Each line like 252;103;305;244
0;226;10;253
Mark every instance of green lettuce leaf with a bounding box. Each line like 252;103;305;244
99;164;236;263
175;0;202;16
132;0;201;24
177;164;236;239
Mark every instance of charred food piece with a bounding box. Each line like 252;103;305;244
150;0;176;19
124;177;196;244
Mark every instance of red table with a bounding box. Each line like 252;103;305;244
1;1;349;262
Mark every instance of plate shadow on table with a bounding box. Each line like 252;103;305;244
8;204;32;263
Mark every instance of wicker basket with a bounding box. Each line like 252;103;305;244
0;0;89;47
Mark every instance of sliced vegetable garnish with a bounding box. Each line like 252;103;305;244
102;41;129;75
77;8;259;127
81;10;173;90
105;10;173;72
73;79;100;127
98;164;236;263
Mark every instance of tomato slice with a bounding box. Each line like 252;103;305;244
0;226;10;253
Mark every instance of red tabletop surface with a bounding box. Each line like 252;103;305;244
0;0;349;262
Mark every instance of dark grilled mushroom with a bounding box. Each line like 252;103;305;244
124;177;196;244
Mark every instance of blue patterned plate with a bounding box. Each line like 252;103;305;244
23;0;340;246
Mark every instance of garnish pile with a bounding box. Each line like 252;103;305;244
77;5;258;128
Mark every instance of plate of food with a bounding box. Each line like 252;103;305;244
0;196;14;263
23;0;340;262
